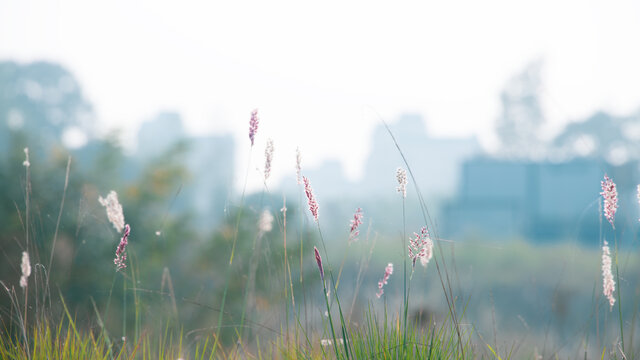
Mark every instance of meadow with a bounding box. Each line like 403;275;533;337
0;116;638;359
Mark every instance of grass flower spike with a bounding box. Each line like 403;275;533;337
349;207;363;242
303;176;319;222
376;263;393;298
600;174;618;229
320;339;344;346
99;190;125;233
19;251;31;288
396;167;407;198
23;147;30;168
295;147;302;184
314;246;324;281
264;138;274;181
602;240;615;310
249;109;259;146
408;227;433;268
258;209;274;235
114;224;130;271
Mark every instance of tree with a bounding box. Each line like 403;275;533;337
495;60;545;159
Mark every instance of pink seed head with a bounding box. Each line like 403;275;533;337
349;208;364;242
303;176;319;222
376;263;393;298
600;174;618;229
114;224;130;271
408;226;433;268
314;246;324;281
249;109;259;146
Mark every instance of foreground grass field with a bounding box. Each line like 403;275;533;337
2;116;639;359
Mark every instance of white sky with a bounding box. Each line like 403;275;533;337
2;0;640;191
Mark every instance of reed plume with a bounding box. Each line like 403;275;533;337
99;190;125;233
19;251;31;288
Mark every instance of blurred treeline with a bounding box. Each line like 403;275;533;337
0;61;315;343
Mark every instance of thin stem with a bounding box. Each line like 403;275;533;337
322;279;341;359
215;149;252;349
229;150;253;266
47;156;71;284
316;224;351;359
404;265;416;356
23;148;31;337
23;285;28;336
283;196;290;346
402;198;407;356
335;245;351;291
298;187;309;335
615;234;625;353
122;274;127;342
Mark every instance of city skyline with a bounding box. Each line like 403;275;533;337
2;0;640;191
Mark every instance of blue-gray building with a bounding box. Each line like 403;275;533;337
443;157;639;243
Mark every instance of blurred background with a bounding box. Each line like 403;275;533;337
2;0;640;356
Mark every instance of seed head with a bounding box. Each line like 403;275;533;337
264;138;274;181
349;208;363;242
258;209;274;235
19;251;31;288
396;167;407;198
99;191;125;233
295;147;302;185
602;240;616;310
600;174;618;229
249;109;259;146
408;227;433;268
114;224;130;271
23;147;30;168
320;338;343;346
303;176;319;222
376;263;393;298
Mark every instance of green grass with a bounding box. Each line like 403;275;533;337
3;126;640;359
0;307;477;359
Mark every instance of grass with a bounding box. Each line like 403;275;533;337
2;122;640;359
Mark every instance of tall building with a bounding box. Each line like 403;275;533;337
443;157;638;243
360;113;480;199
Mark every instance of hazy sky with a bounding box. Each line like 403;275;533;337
2;0;640;190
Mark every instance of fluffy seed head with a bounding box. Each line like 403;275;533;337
114;224;130;271
320;338;344;346
249;109;259;146
376;263;393;298
303;176;319;222
408;227;434;268
600;174;618;229
396;167;407;198
99;191;125;233
258;209;274;235
23;147;30;168
602;241;615;310
20;251;31;288
314;246;324;281
264;138;274;181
